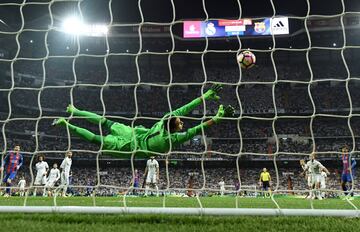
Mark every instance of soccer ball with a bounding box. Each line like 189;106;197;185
237;51;256;69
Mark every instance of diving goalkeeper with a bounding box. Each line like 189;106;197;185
52;85;234;158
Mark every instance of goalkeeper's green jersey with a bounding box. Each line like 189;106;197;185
103;97;209;157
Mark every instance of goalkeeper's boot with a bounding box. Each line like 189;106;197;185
66;104;77;114
52;118;67;126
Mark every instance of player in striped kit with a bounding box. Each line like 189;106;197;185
341;146;356;200
33;155;49;197
144;156;159;197
301;153;330;200
0;145;23;197
60;151;72;197
44;163;60;197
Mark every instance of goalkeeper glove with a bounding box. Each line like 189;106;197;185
203;84;223;101
213;105;235;123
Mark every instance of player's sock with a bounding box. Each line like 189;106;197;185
145;185;149;196
155;185;159;197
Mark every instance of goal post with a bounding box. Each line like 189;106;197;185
1;0;360;217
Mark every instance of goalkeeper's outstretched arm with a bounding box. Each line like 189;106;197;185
165;84;223;118
172;105;235;146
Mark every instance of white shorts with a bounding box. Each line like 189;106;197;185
320;181;326;189
45;180;57;188
34;174;47;185
311;174;321;185
19;187;25;191
146;173;157;184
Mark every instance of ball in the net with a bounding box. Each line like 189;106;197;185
237;51;256;69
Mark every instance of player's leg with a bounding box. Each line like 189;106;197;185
307;175;313;199
264;181;270;197
315;176;322;200
62;174;69;197
310;176;316;200
320;181;326;198
149;174;159;197
66;105;115;129
42;177;47;197
52;118;104;144
144;182;150;196
59;172;66;196
5;180;12;196
155;181;159;197
43;183;48;197
347;174;354;199
33;174;42;196
2;175;8;196
5;172;17;196
341;173;349;197
33;187;37;196
133;182;138;195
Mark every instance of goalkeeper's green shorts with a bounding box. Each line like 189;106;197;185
103;123;133;152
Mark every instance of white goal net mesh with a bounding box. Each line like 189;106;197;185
0;0;360;216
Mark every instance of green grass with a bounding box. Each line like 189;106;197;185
0;196;359;231
1;195;359;209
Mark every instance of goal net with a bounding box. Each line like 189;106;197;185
0;0;360;216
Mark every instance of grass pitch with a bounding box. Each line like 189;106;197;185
0;196;359;232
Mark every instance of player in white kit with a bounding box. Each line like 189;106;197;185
218;178;225;196
44;163;61;197
17;176;26;197
33;155;49;196
144;156;159;197
60;151;72;197
302;153;330;200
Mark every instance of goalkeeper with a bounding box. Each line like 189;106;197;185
52;85;234;158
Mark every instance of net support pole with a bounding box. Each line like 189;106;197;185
0;206;359;217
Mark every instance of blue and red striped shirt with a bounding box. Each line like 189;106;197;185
342;153;356;175
2;151;23;173
134;173;140;184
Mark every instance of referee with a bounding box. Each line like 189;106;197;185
259;168;271;197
